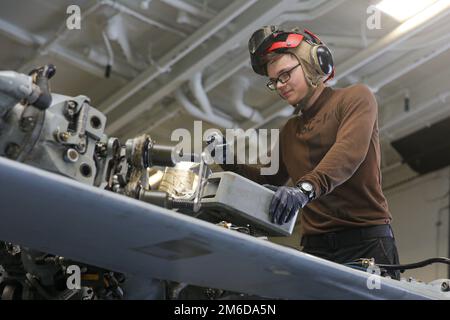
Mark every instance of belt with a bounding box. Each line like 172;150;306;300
301;224;393;250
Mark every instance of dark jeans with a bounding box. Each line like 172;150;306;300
301;225;401;280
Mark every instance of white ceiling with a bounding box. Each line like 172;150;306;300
1;0;449;187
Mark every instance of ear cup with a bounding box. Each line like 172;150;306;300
313;45;334;76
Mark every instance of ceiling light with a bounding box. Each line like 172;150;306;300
376;0;438;21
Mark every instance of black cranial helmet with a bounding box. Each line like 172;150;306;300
248;25;335;87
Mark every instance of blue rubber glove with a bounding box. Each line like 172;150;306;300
268;186;309;225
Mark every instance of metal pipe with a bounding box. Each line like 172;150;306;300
101;0;258;115
0;7;130;81
100;0;187;36
204;53;250;92
19;2;102;73
230;76;264;123
174;89;235;128
189;72;214;115
102;31;114;78
188;72;245;127
160;0;216;20
106;0;345;134
104;0;292;134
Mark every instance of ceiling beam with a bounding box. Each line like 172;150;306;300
100;0;259;115
104;0;295;135
0;16;132;81
160;0;216;20
365;41;450;92
335;0;450;82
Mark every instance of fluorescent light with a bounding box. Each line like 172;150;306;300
376;0;438;21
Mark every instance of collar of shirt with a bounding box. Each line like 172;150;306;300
300;86;334;120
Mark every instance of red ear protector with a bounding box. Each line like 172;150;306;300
249;26;334;82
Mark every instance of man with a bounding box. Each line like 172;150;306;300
209;25;400;279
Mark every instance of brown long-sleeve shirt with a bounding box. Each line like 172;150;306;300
226;84;392;235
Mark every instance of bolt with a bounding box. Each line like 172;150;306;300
67;101;77;110
20;116;36;132
4;143;20;159
95;142;108;158
65;101;78;119
64;148;79;163
58;131;70;142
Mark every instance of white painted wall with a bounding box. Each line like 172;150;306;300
385;166;450;282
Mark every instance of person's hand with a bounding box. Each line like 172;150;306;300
269;186;309;225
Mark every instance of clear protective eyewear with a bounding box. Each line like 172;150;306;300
266;63;301;90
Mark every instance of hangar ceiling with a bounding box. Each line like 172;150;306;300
1;0;449;187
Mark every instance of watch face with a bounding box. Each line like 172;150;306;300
301;182;313;192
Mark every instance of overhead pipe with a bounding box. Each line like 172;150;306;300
188;72;238;125
104;0;302;134
174;89;235;128
0;16;131;81
230;76;264;123
101;0;258;114
19;2;102;73
190;72;264;125
189;72;215;115
176;11;202;28
102;31;114;78
100;0;187;36
160;0;216;20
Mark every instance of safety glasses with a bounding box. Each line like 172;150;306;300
266;63;301;90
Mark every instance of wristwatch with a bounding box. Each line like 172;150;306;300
296;181;315;200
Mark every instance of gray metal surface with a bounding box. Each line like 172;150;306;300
201;171;297;236
0;156;448;300
0;71;35;117
0;93;106;185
